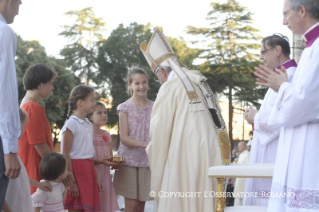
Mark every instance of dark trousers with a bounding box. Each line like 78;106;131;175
0;137;9;209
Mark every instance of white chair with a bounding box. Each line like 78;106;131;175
208;163;274;212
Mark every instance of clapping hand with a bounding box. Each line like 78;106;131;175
254;65;288;92
243;107;258;124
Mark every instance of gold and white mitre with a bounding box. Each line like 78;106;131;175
140;30;231;164
140;29;204;112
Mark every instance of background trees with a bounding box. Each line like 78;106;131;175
59;7;106;85
15;0;265;146
96;23;200;129
187;0;264;145
96;23;159;127
15;35;79;146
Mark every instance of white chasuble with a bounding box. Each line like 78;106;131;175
146;70;223;212
244;60;297;206
266;23;319;212
234;150;250;206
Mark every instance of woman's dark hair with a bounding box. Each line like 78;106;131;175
23;64;55;90
39;152;67;181
66;85;94;119
87;101;105;121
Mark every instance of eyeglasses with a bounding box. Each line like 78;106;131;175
155;67;164;75
261;47;275;56
283;9;292;18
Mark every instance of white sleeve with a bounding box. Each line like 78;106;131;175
0;25;20;154
61;119;77;136
254;110;280;145
31;189;48;207
268;41;319;128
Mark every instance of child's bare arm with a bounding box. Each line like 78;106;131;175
93;158;105;165
109;143;113;156
62;129;75;187
2;200;12;212
29;178;52;191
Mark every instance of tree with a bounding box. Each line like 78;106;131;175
167;36;199;69
15;35;79;146
96;23;159;128
59;7;106;85
187;0;264;146
96;23;199;149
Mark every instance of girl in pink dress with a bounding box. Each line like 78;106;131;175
113;68;154;212
88;101;119;212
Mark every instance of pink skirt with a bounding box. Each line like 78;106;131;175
64;159;101;212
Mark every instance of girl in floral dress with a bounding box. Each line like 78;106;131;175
113;68;154;212
88;101;119;212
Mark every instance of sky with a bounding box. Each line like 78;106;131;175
10;0;292;57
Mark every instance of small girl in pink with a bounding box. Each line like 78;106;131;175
113;68;153;212
88;101;119;212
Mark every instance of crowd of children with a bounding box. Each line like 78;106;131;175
2;64;153;212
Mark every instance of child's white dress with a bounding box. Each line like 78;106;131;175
5;156;33;212
32;180;65;212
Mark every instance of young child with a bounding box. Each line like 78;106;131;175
61;85;103;212
113;68;154;212
88;101;119;212
31;152;69;212
3;108;52;212
19;63;55;194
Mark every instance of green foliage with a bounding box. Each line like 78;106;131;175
187;0;265;142
96;23;200;127
96;23;160;126
15;35;79;145
59;7;106;85
167;36;200;69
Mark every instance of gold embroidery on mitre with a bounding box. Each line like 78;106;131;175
140;41;157;72
140;41;148;51
154;53;176;66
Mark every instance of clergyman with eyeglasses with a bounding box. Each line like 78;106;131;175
254;0;319;211
243;33;297;206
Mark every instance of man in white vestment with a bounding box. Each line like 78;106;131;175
233;141;250;206
243;34;297;206
254;0;319;211
140;30;230;212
